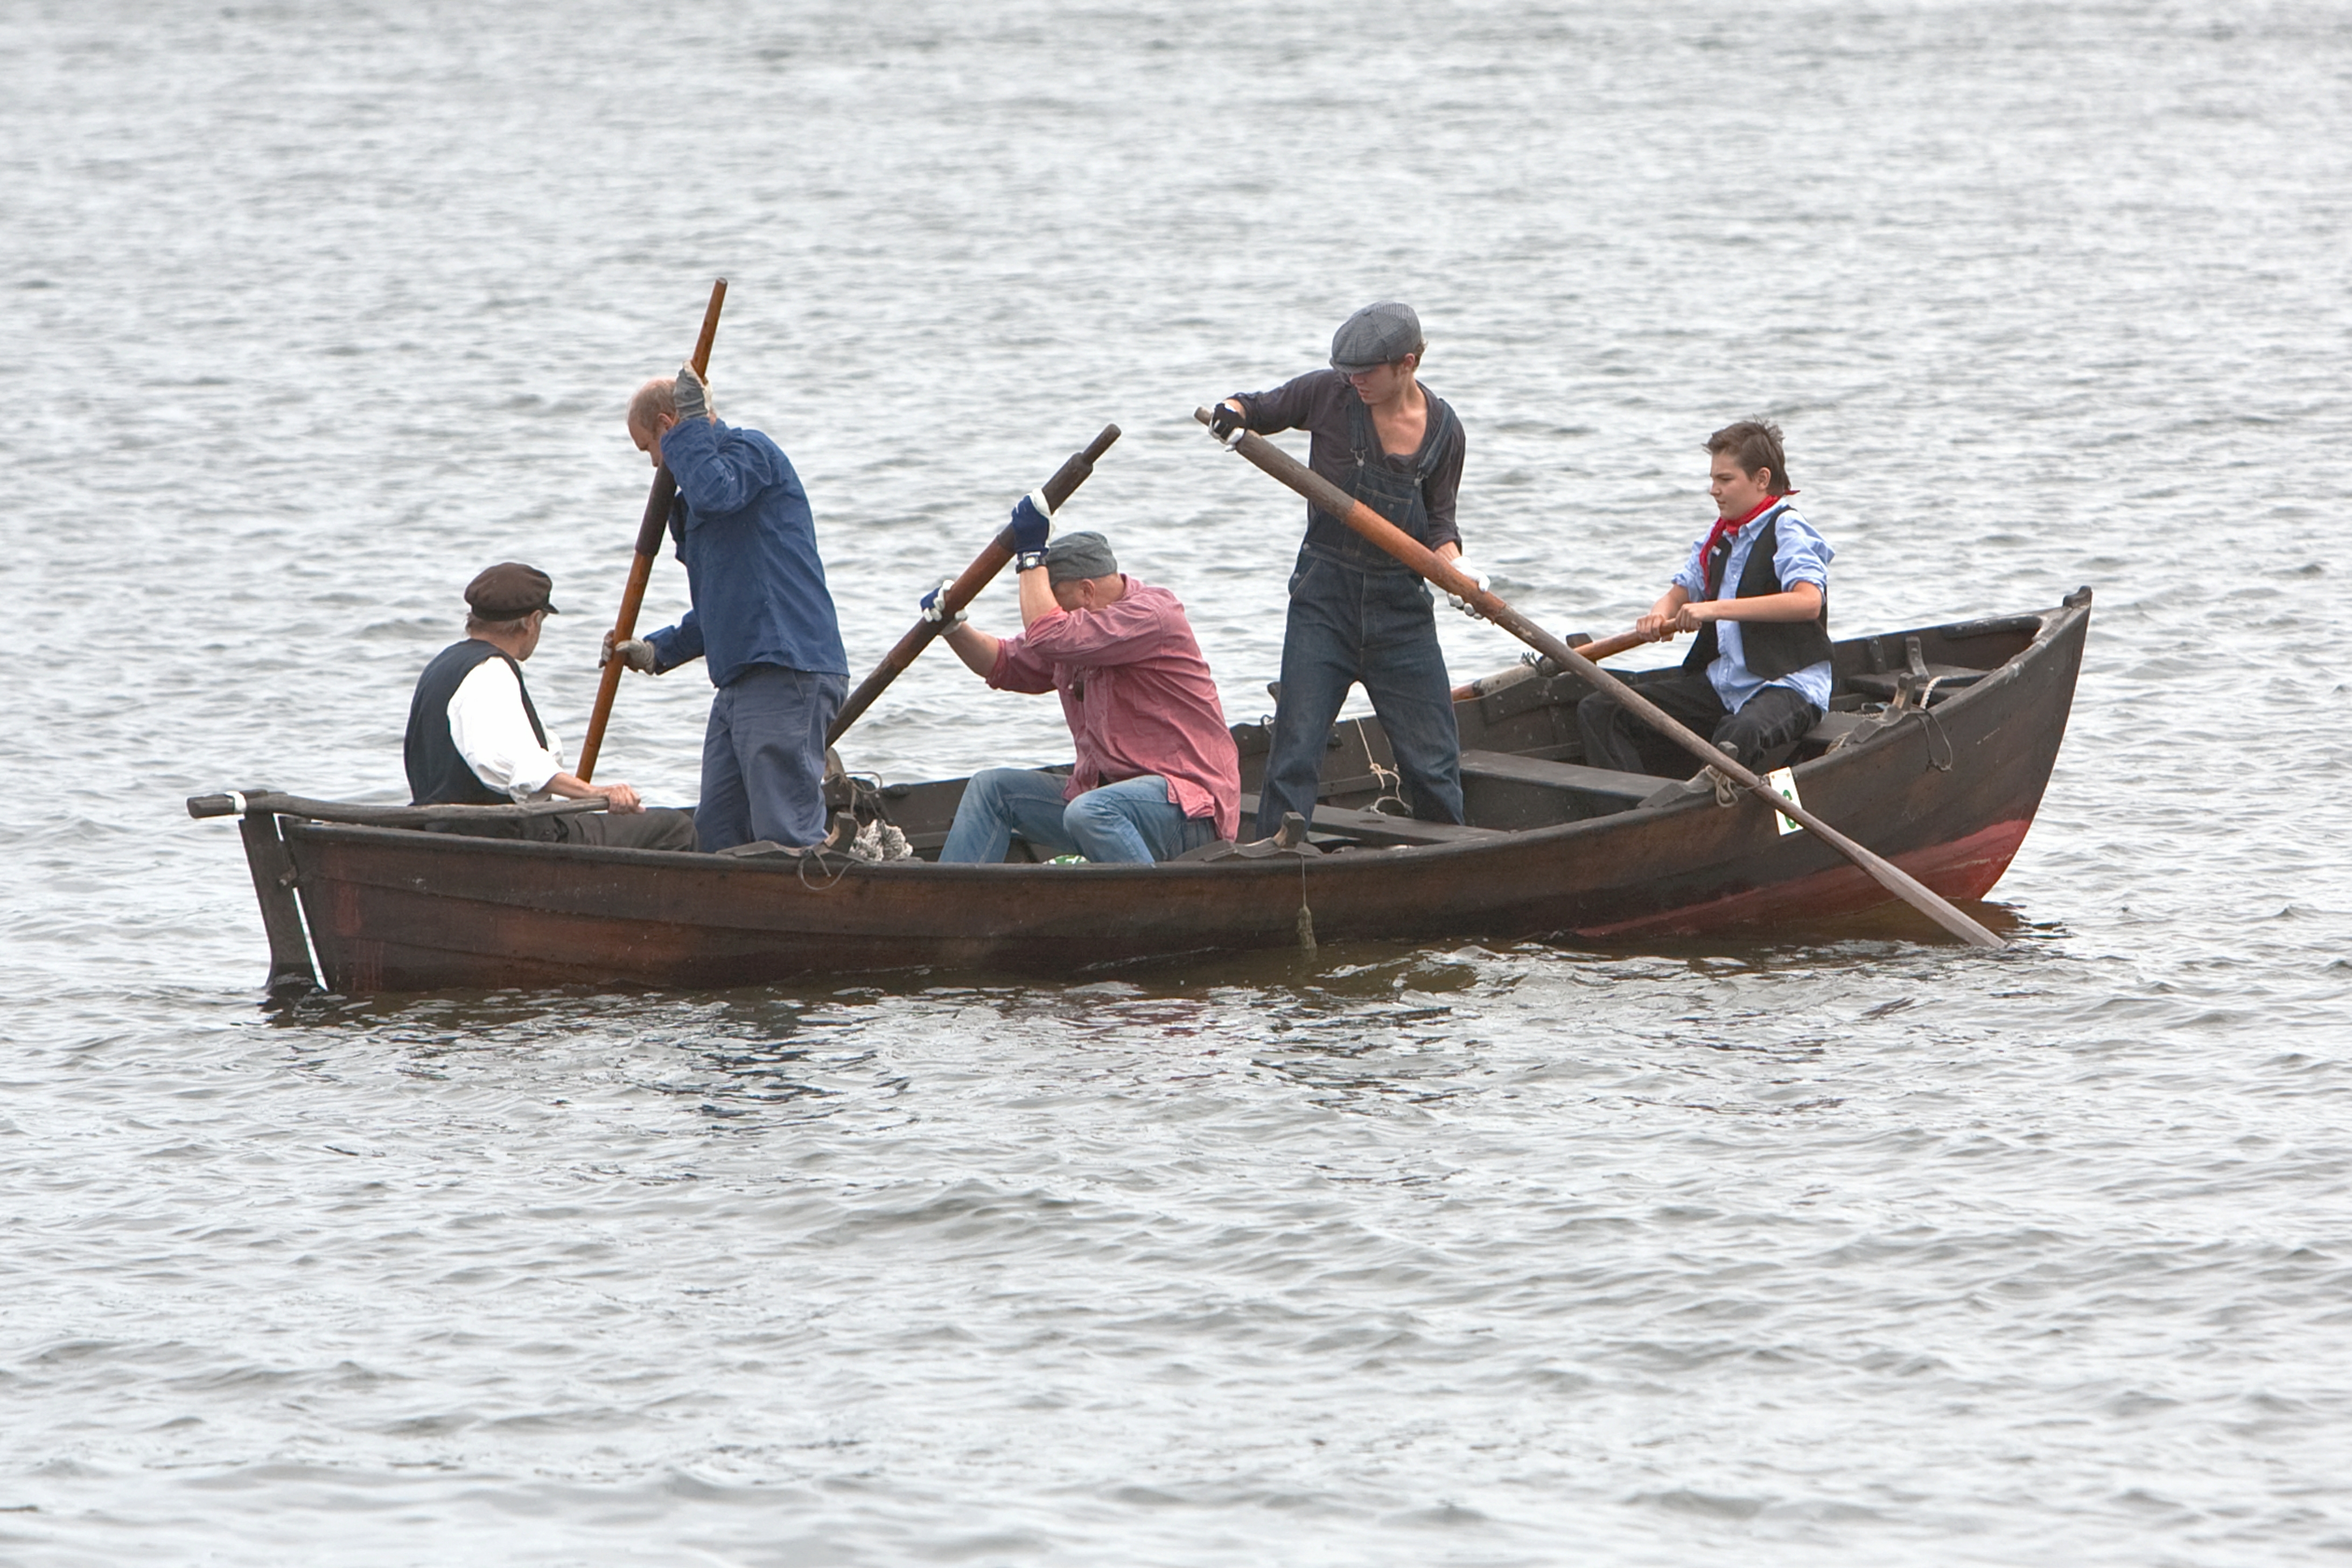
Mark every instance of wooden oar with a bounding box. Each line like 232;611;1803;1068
826;423;1122;747
1195;408;2004;949
1451;628;1658;700
577;278;728;783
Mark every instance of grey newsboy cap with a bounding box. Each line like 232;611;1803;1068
1329;302;1424;372
1043;531;1118;583
465;562;558;618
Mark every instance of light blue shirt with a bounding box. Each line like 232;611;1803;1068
1671;501;1835;714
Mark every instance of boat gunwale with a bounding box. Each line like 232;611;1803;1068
273;597;2088;884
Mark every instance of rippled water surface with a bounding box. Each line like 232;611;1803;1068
6;2;2352;1563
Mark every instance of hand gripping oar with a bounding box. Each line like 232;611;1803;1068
826;424;1121;747
1194;408;2005;950
577;278;728;783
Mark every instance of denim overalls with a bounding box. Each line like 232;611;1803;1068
1258;393;1467;837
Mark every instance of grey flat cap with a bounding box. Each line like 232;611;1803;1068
1329;302;1424;372
1044;531;1118;583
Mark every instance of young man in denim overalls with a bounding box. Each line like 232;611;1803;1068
1210;303;1483;838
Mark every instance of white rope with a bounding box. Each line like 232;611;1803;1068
1353;719;1410;817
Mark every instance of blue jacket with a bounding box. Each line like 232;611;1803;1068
643;418;848;685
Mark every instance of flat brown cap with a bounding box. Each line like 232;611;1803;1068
465;562;558;619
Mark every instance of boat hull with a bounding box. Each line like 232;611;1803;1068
272;597;2089;991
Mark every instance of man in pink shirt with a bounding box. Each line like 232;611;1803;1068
927;523;1241;864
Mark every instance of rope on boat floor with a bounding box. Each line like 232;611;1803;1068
1353;717;1412;820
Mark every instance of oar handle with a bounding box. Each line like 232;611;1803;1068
188;790;610;827
1195;408;2003;950
579;279;729;782
1451;628;1662;699
826;423;1122;747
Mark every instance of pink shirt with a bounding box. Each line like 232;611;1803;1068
989;577;1242;842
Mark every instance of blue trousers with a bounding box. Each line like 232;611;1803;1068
940;768;1218;864
1259;554;1465;837
696;664;848;852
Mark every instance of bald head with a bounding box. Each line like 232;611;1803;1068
626;378;678;468
628;377;678;432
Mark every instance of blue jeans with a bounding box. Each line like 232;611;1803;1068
1259;552;1465;836
940;768;1217;864
696;664;848;851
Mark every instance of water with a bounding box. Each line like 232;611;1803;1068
5;1;2351;1562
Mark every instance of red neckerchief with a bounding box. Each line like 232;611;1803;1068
1700;491;1795;569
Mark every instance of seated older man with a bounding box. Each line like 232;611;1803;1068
926;519;1240;864
404;562;696;849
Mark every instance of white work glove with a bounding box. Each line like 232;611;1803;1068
603;634;660;672
675;364;715;423
918;577;967;628
1443;557;1490;615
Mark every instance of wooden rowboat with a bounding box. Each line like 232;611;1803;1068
191;589;2090;995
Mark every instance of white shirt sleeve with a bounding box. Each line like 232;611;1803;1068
446;656;566;801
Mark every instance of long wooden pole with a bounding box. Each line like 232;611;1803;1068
1196;408;2004;949
1451;628;1657;699
577;279;727;783
826;424;1122;747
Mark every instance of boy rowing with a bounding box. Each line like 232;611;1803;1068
1577;420;1834;778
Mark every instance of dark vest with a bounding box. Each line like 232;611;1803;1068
1682;508;1833;683
1304;390;1461;573
404;640;548;805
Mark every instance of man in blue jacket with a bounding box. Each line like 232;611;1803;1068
607;367;850;852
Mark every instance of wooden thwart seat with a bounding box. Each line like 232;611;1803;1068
1236;792;1503;847
1456;750;1659;804
1801;710;1881;751
1845;666;1984;700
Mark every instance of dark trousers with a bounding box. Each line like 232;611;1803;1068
1259;555;1464;837
431;806;697;850
1577;673;1820;779
554;808;697;852
697;664;849;852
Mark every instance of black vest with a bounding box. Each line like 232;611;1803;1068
404;640;549;805
1682;509;1833;683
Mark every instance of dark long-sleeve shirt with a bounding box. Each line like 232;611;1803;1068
1232;369;1465;554
643;418;849;686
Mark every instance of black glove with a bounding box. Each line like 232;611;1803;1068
1209;402;1247;444
1009;491;1053;555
